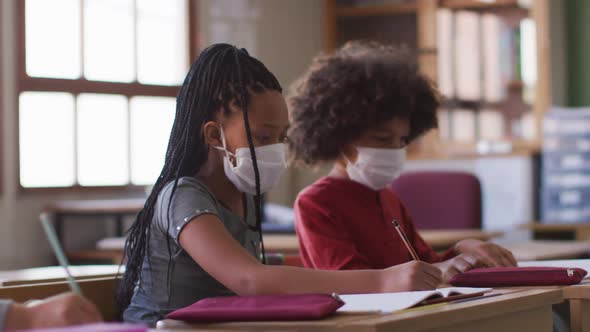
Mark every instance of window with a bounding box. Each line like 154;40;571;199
0;13;4;193
17;0;198;189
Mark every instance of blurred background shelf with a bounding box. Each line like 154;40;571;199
324;0;550;161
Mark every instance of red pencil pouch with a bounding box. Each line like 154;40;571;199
165;293;345;323
450;266;588;287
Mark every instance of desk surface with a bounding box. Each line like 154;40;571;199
96;238;590;261
262;230;503;254
506;240;590;261
0;265;122;286
343;288;560;332
421;229;503;249
523;222;590;231
523;222;590;241
46;198;146;214
156;288;561;332
94;230;503;254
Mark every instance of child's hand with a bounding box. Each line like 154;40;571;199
381;261;443;292
7;292;103;330
434;254;489;282
454;239;517;267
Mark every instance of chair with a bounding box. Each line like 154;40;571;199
391;171;482;230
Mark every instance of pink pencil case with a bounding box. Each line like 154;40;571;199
450;266;588;287
166;293;344;323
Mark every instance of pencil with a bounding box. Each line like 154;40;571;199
392;220;420;261
40;213;82;295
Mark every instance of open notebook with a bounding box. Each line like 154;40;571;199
338;287;492;313
519;259;590;278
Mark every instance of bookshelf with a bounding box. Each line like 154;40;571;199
323;0;551;160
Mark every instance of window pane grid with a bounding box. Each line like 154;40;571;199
19;91;175;188
19;0;192;189
25;0;189;85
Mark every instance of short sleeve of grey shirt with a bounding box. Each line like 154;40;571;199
124;177;260;326
0;300;13;332
159;177;223;246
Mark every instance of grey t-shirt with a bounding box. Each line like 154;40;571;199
0;300;12;332
124;177;260;326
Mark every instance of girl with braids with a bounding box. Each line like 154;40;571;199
119;43;442;326
288;41;516;282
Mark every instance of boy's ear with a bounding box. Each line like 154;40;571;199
202;121;223;147
341;144;358;163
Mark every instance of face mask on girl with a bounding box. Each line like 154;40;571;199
214;125;287;195
344;147;406;190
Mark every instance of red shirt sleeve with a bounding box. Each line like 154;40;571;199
399;203;456;263
295;195;372;270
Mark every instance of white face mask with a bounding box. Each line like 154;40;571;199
344;147;406;190
214;125;287;195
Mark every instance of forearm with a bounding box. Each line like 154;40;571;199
238;265;384;296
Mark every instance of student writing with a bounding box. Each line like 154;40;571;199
288;41;517;281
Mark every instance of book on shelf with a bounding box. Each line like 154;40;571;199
479;109;505;141
438;108;451;141
520;18;536;105
454;11;481;101
482;13;511;103
451;109;477;142
437;8;454;99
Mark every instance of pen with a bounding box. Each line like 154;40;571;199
40;212;82;295
392;220;420;261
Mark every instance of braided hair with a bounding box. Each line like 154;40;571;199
116;43;282;313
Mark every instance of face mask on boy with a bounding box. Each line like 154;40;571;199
214;125;287;195
344;147;406;190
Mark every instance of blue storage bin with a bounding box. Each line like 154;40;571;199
543;152;590;171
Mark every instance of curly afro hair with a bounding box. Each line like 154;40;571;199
287;41;440;165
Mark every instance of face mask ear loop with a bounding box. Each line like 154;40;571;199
217;125;237;166
341;147;357;168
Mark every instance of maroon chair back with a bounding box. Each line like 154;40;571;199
391;171;482;230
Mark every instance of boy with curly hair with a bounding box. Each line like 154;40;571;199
288;41;516;282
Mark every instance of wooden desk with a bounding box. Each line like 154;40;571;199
263;234;300;255
90;229;504;259
45;198;145;263
68;228;503;263
262;230;503;255
0;265;123;286
523;222;590;241
506;240;590;261
420;229;503;251
45;198;146;246
344;288;560;332
561;281;590;332
157;312;378;331
156;288;562;332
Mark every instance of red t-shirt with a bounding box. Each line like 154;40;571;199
295;177;455;270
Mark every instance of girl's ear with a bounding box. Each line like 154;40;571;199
202;121;223;147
